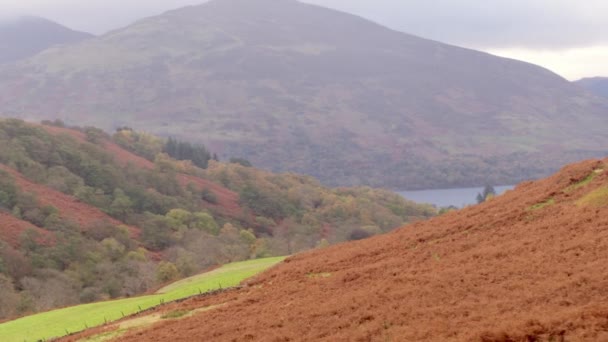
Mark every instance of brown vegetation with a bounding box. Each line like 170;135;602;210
0;212;52;248
0;119;433;320
0;164;140;237
108;158;608;341
43;124;243;218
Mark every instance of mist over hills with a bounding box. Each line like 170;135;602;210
0;0;606;189
0;16;93;64
575;77;608;98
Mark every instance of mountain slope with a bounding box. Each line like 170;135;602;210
0;119;434;320
0;164;140;237
0;0;606;189
42;125;243;217
94;158;608;342
0;16;93;64
0;212;53;248
575;77;608;98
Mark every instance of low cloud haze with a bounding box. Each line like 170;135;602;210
306;0;608;50
0;0;202;34
1;0;606;79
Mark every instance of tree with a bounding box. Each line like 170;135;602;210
142;214;175;250
316;239;330;249
163;137;211;169
349;228;371;241
165;208;192;230
101;238;126;261
0;171;18;209
201;188;218;204
156;261;179;283
0;274;19;319
84;127;106;144
110;188;134;221
192;212;219;235
239;184;289;219
217;223;249;262
476;184;496;204
229;158;252;167
239;229;257;258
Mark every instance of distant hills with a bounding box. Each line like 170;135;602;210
575;77;608;98
0;16;93;64
0;0;606;189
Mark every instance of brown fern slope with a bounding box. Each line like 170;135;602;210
0;164;140;237
113;158;608;341
0;212;52;248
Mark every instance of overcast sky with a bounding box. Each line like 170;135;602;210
2;0;606;80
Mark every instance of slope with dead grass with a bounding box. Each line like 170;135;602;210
108;158;608;342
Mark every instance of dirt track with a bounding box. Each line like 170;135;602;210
99;158;608;341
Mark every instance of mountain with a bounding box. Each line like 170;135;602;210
0;119;434;320
86;158;608;342
0;0;607;189
0;16;93;64
575;77;608;98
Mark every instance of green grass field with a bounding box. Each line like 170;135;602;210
0;257;285;342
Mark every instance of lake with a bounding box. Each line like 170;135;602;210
398;185;515;208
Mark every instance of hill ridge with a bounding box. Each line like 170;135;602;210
0;16;93;64
575;76;608;98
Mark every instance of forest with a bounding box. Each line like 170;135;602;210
0;119;436;319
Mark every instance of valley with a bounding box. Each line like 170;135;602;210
1;0;607;341
0;119;433;324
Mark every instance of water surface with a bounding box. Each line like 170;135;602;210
399;185;515;208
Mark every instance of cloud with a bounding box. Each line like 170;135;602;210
1;0;607;51
302;0;608;49
0;0;203;34
488;45;608;80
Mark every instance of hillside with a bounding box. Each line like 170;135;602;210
0;258;283;342
0;16;93;64
77;158;608;341
575;77;608;98
0;119;434;321
0;0;606;189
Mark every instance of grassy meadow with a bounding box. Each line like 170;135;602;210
0;257;285;342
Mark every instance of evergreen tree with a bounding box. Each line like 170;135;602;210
162;137;211;169
476;184;496;204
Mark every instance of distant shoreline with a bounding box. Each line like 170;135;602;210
398;185;515;208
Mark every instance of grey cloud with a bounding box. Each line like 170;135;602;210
0;0;606;49
302;0;608;49
0;0;202;34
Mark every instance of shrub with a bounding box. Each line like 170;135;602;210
201;188;218;204
349;228;371;241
